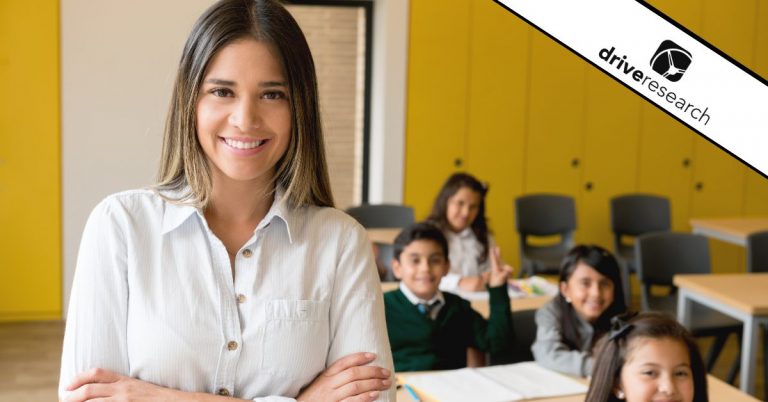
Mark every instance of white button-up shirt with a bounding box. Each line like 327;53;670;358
59;188;394;401
439;228;493;292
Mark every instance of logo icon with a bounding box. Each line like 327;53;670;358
650;40;692;82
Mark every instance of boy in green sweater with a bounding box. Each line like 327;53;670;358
384;222;514;372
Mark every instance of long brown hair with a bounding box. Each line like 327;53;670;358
426;172;490;263
585;312;708;402
156;0;333;208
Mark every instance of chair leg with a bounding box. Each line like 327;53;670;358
704;334;729;371
725;336;740;385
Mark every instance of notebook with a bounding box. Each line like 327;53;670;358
401;362;588;402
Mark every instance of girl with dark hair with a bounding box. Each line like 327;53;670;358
532;245;627;377
426;173;513;292
59;0;393;401
585;312;708;402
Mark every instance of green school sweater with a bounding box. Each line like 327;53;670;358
384;285;513;372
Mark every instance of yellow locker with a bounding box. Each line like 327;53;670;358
405;0;472;219
688;0;757;273
464;1;530;266
0;0;61;320
579;68;642;250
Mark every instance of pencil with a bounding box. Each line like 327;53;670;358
403;383;421;402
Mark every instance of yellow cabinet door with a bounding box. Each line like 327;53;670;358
523;31;587;198
405;0;472;219
464;1;530;265
0;0;61;321
579;68;643;250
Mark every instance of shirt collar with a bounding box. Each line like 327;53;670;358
160;186;295;244
399;282;444;306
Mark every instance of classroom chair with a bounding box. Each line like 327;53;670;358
746;230;768;397
514;194;576;277
345;204;415;229
635;232;742;381
490;308;537;365
345;204;414;281
610;194;671;306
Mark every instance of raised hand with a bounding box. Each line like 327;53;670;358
296;352;392;402
487;246;514;287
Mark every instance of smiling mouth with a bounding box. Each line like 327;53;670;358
222;137;268;150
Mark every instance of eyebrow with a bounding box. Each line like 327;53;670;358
203;78;287;88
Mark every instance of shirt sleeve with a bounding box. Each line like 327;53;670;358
326;222;396;401
531;302;593;377
59;198;131;399
438;272;462;292
469;284;512;356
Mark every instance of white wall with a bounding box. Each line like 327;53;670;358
61;0;408;314
61;0;217;313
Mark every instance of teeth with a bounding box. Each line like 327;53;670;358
224;138;265;149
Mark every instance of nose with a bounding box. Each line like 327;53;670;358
228;98;262;132
588;283;601;297
657;373;678;395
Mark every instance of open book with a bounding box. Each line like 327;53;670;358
454;276;559;301
400;362;588;402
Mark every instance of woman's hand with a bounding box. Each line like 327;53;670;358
62;368;247;402
297;352;392;402
63;368;183;402
487;246;514;288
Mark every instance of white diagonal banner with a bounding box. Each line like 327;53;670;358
496;0;768;178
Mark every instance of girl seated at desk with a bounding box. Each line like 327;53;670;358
532;245;627;377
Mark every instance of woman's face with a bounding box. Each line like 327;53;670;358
559;262;614;322
618;337;695;402
445;187;481;233
196;38;291;186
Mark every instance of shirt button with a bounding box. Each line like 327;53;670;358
227;341;238;351
242;249;253;258
236;294;246;304
217;388;230;396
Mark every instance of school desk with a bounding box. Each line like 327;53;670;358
675;273;768;395
689;217;768;246
395;371;760;402
367;228;401;244
380;282;552;316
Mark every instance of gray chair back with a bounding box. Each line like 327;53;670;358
345;204;415;229
489;308;536;365
514;194;576;276
747;230;768;273
635;232;710;310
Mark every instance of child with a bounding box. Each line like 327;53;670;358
586;312;708;402
532;245;627;377
427;172;508;292
384;222;514;372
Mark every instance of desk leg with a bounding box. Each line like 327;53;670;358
677;289;692;328
741;317;758;395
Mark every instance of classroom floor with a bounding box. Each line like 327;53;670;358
0;318;764;402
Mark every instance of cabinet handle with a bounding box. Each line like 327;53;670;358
695;182;704;191
682;158;691;167
453;158;463;168
585;182;593;191
571;158;580;168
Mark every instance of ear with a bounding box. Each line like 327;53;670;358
441;259;451;277
559;281;569;298
613;386;625;400
391;259;403;280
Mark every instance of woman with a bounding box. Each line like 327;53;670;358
59;1;393;401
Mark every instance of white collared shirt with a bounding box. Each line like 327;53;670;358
59;188;394;401
397;282;445;320
439;228;493;291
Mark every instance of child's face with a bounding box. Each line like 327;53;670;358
392;239;449;300
559;262;614;323
446;187;481;233
618;337;694;402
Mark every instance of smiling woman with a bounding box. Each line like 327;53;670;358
58;1;394;401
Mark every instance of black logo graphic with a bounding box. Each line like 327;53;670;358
650;40;692;82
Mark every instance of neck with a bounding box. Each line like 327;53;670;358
205;171;275;227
